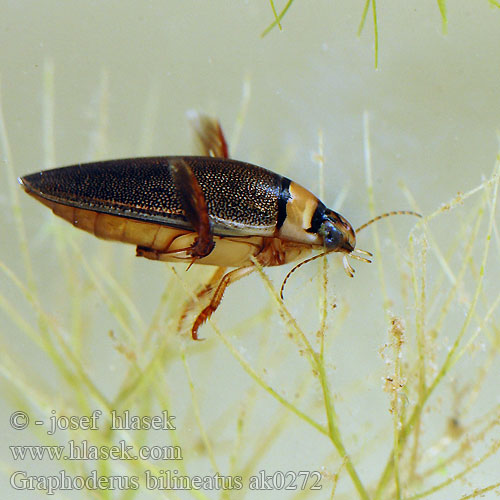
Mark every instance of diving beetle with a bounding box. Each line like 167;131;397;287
19;113;419;339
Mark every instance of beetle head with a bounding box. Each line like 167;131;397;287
300;204;371;282
318;209;356;253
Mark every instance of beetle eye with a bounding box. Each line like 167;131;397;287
318;221;342;249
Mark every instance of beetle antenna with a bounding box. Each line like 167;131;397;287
280;250;330;300
355;210;421;233
280;211;421;300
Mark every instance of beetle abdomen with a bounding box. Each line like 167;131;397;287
20;157;286;237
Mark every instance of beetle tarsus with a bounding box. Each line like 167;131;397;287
178;267;227;333
192;308;211;340
191;266;254;339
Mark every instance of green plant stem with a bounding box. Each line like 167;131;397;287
315;353;371;500
372;0;379;68
261;0;295;37
436;0;448;34
407;235;427;481
268;0;282;31
363;112;389;313
358;0;379;68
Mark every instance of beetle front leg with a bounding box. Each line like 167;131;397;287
169;159;215;259
191;266;255;340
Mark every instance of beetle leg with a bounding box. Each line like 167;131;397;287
136;245;191;260
177;267;228;333
187;111;229;158
169;159;215;259
136;244;201;261
191;266;255;340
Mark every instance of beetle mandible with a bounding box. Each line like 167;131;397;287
19;112;419;339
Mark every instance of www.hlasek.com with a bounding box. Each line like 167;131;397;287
10;470;323;494
10;439;182;461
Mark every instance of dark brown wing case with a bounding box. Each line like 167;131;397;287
20;156;286;236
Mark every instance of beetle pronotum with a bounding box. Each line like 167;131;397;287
19;113;420;339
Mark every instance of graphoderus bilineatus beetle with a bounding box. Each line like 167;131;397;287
19;112;420;339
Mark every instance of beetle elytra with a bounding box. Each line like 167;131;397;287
19;113;420;339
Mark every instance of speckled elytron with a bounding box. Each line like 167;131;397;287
19;113;417;339
21;157;286;236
